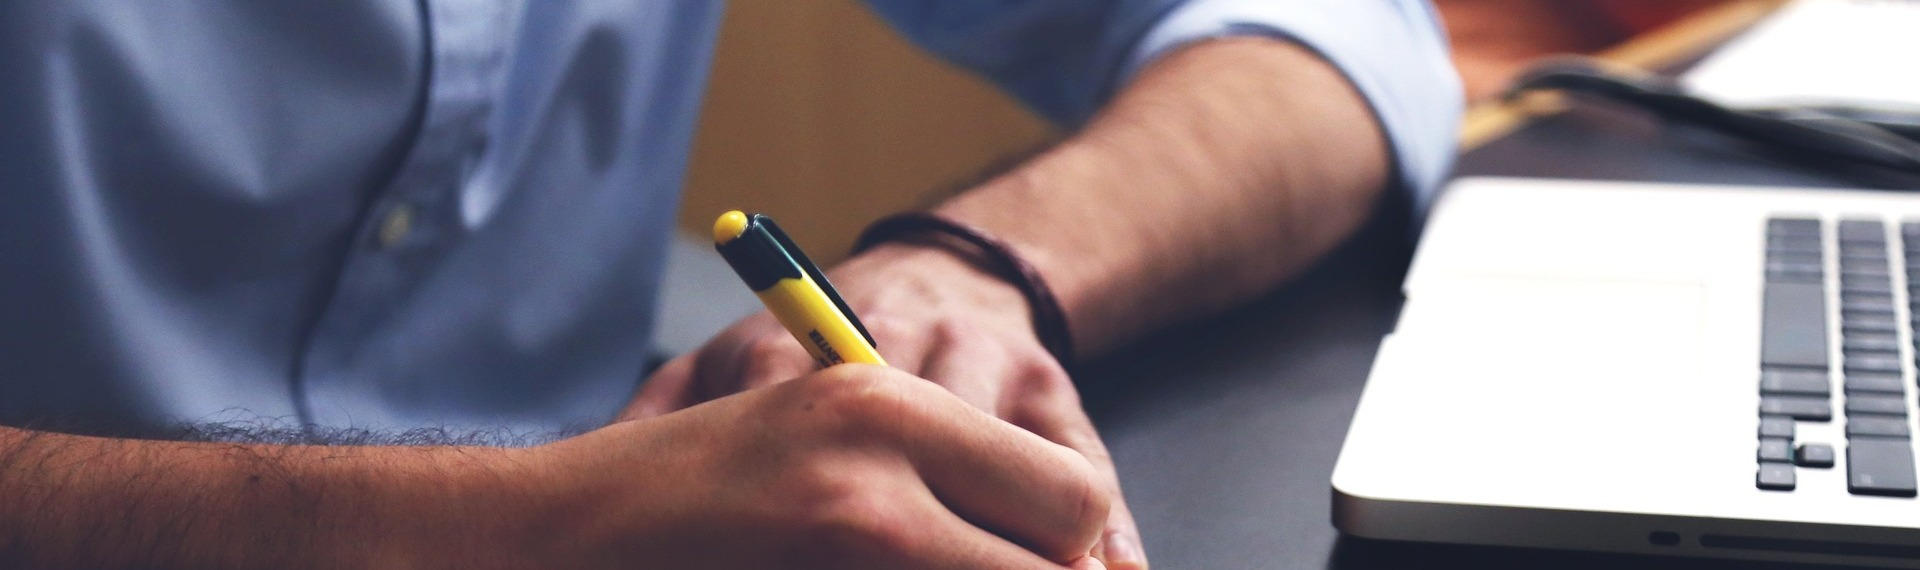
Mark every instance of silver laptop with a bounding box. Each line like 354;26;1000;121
1333;177;1920;567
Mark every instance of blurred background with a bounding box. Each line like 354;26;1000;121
679;0;1757;265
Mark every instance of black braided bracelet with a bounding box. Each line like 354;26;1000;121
852;213;1076;370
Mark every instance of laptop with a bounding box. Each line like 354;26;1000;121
1332;177;1920;567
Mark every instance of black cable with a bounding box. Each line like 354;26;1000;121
1505;58;1920;187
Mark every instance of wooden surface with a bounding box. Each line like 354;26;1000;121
1458;0;1788;150
678;0;1056;264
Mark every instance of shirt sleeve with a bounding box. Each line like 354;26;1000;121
866;0;1463;212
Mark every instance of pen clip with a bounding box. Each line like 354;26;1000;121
756;216;878;349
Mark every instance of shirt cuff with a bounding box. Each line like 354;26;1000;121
1121;0;1463;213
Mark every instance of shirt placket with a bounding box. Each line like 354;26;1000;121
293;0;518;424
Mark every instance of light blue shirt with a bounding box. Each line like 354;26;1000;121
0;0;1459;437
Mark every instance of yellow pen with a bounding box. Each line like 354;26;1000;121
712;211;886;368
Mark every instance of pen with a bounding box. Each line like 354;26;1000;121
712;211;886;368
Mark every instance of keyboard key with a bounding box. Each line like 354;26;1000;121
1769;240;1823;255
1771;251;1823;266
1774;266;1820;282
1762;369;1831;396
1843;308;1897;323
1845;290;1895;304
1844;314;1900;334
1840;252;1888;268
1847;395;1910;416
1841;259;1888;273
1844;352;1903;373
1846;281;1891;294
1797;443;1836;468
1844;227;1887;239
1760;416;1797;439
1758;462;1797;491
1762;282;1829;369
1846;372;1908;394
1901;221;1920;240
1767;260;1822;273
1849;416;1912;438
1844;227;1888;239
1762;396;1833;421
1841;273;1887;286
1770;218;1821;237
1843;280;1893;295
1768;269;1823;284
1769;229;1822;244
1843;301;1896;317
1839;220;1886;243
1844;333;1901;353
1759;438;1794;462
1844;281;1895;296
1848;438;1918;497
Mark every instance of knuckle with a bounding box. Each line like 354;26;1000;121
926;319;974;344
738;336;813;387
860;315;914;345
742;335;803;366
1061;452;1112;543
788;367;917;435
1017;357;1078;400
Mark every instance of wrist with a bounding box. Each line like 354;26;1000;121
836;242;1038;342
847;212;1076;365
353;445;555;570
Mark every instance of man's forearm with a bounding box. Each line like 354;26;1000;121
0;426;527;568
938;37;1392;357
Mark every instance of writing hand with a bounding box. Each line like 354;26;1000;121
623;243;1146;568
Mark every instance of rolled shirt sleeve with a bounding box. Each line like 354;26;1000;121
867;0;1463;211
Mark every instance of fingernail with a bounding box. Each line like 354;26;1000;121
1102;531;1144;567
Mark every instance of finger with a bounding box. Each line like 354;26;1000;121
619;355;699;421
1007;364;1148;570
1069;556;1109;570
880;487;1074;570
868;316;936;380
730;334;816;391
686;320;814;402
708;313;818;394
858;368;1107;563
920;340;1129;566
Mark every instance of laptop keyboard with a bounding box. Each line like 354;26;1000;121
1759;217;1918;496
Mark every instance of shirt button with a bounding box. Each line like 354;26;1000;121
377;204;414;249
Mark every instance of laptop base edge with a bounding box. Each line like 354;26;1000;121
1333;485;1920;568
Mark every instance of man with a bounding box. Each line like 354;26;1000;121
0;1;1458;568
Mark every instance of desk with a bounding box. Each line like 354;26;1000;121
651;103;1896;570
1081;99;1896;570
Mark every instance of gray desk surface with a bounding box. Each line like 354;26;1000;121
1093;101;1909;570
653;100;1908;569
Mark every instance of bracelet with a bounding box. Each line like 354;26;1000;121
852;213;1076;369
